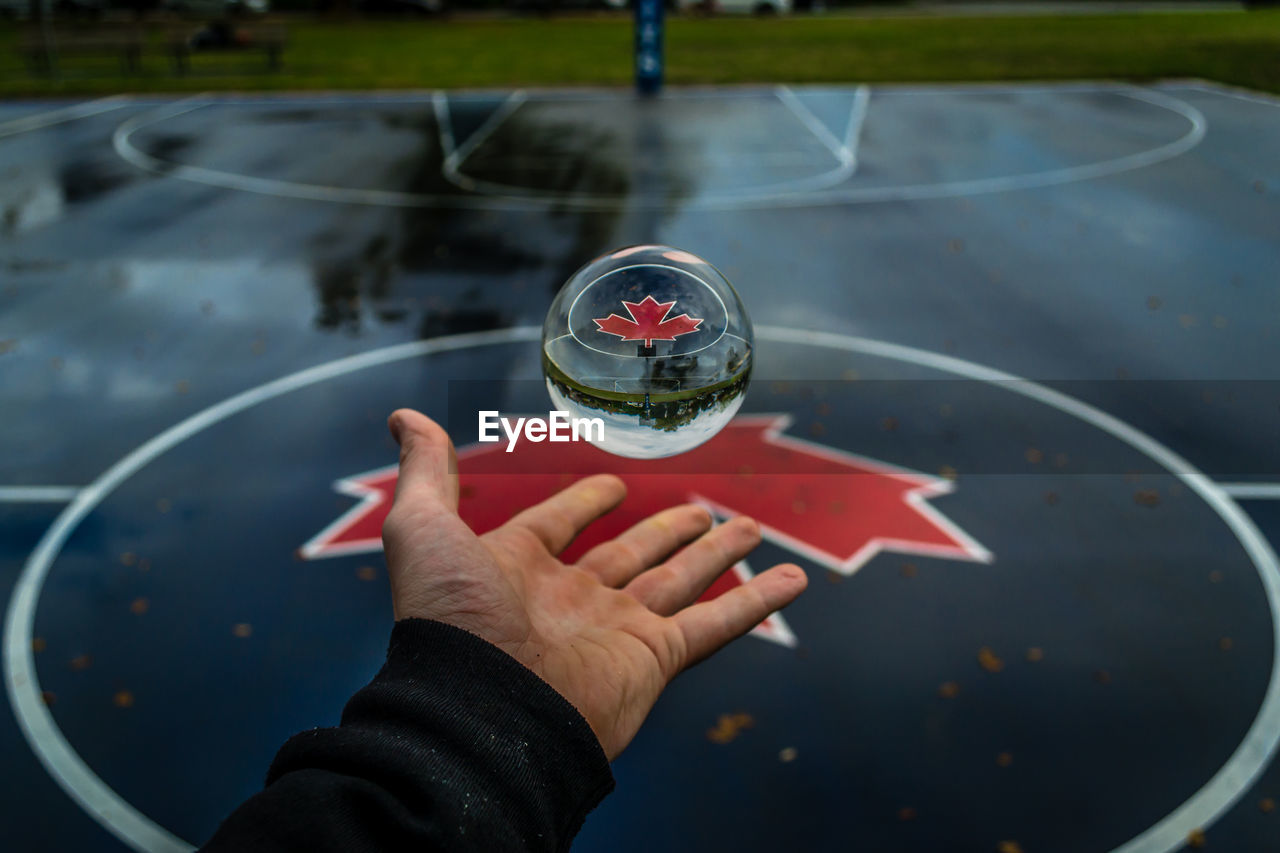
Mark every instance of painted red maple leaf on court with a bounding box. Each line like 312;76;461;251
301;416;993;648
593;295;703;347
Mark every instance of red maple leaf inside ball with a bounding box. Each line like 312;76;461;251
593;295;703;347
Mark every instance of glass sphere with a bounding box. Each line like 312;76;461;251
542;245;753;459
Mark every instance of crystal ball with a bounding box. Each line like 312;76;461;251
542;245;753;459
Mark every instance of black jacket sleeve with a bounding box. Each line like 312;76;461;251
200;619;616;853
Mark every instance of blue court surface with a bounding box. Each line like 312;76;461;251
2;81;1279;852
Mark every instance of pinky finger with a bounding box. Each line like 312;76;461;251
672;564;808;668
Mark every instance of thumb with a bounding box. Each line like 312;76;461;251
388;408;459;511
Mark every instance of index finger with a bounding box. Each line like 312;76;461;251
503;474;627;555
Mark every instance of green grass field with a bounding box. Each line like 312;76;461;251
2;9;1279;97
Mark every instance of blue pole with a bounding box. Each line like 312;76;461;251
635;0;664;96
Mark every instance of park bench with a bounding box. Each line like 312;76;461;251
19;27;144;75
167;24;287;75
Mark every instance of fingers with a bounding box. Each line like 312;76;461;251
504;474;627;555
388;409;459;511
672;563;808;668
625;516;762;616
577;504;713;587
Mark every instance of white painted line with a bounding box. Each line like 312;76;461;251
0;96;130;140
775;85;854;166
754;86;865;196
1219;483;1280;500
442;86;867;202
757;328;1280;853
520;88;784;101
0;487;82;503
441;87;793;102
112;97;210;172
110;84;1205;212
694;414;993;574
844;84;871;160
1169;81;1280;110
441;90;527;193
298;465;398;560
563;264;731;358
7;325;1278;853
3;329;531;853
871;81;1150;96
814;86;1206;205
434;85;1200;207
113;96;451;209
431;91;456;160
150;88;781;105
185;92;437;106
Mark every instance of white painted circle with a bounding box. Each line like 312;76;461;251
5;326;1276;853
565;263;731;358
111;86;1206;212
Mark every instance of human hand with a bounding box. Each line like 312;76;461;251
382;408;808;760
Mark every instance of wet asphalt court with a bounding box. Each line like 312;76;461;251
2;81;1280;852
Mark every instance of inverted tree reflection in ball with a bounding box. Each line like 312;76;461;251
542;245;753;459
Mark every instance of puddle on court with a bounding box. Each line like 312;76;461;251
305;106;644;336
2;152;138;234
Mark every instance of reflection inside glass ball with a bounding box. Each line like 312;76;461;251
542;245;753;459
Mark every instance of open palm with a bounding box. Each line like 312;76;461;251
382;408;808;759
